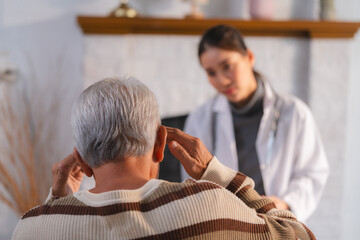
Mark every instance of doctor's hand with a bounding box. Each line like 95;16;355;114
166;127;213;180
266;196;290;210
51;153;84;198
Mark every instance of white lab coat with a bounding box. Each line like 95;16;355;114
183;78;329;221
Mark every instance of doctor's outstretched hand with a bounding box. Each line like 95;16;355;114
51;151;84;198
166;127;213;180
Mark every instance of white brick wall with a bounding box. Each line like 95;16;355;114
83;35;216;118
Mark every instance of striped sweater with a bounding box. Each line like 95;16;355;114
12;157;315;240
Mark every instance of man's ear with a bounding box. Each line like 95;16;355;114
73;147;93;177
153;125;167;163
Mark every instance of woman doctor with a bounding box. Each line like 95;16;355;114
183;24;329;221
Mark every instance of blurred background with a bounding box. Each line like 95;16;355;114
0;0;359;239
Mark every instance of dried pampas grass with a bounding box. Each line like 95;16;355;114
0;79;65;216
0;87;49;216
0;51;74;217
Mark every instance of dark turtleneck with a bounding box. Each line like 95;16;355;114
230;78;265;195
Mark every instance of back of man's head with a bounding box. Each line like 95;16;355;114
71;77;160;168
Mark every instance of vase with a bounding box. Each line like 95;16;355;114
249;0;274;20
320;0;336;20
183;0;208;19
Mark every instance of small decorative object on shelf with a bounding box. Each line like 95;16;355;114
249;0;274;20
320;0;336;20
110;0;138;18
183;0;208;19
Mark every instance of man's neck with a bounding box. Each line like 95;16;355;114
89;153;157;194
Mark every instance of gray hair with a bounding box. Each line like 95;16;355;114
71;77;160;168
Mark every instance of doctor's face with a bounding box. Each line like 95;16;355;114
200;47;257;107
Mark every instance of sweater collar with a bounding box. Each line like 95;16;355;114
73;179;163;206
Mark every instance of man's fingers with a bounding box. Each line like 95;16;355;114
59;154;77;171
168;141;194;167
70;165;84;181
56;154;77;183
166;127;194;146
166;127;212;179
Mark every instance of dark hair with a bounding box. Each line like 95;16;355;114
198;24;262;79
198;24;248;58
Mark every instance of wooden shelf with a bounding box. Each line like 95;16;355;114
77;16;360;39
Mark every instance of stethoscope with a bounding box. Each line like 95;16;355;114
210;93;282;167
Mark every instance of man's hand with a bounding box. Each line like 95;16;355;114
166;127;213;180
51;153;84;197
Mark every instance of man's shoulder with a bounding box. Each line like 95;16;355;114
162;179;223;192
21;195;83;220
152;179;226;204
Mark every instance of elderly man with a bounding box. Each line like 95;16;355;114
12;77;315;240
